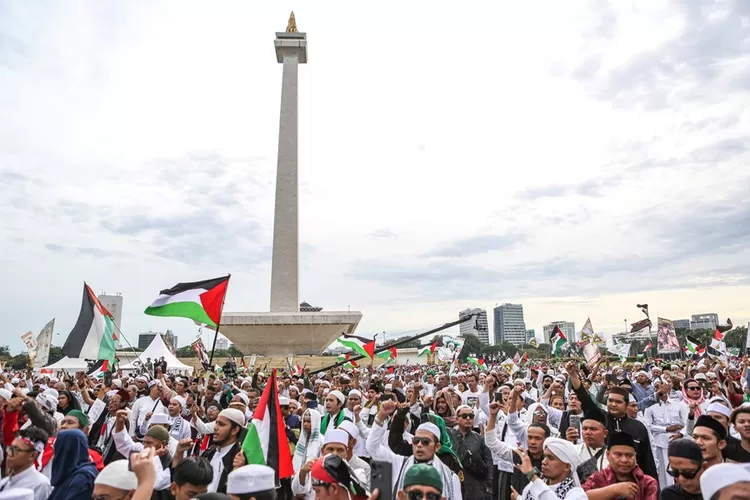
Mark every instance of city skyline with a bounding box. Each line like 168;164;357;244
2;2;749;354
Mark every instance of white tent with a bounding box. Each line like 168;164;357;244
41;356;89;372
120;334;193;374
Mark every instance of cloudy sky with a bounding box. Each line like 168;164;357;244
2;1;749;355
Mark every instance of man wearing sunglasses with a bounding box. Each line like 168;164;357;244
365;401;461;499
453;405;492;499
397;464;444;500
660;439;704;500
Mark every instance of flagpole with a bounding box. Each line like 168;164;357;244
309;313;478;375
208;274;231;368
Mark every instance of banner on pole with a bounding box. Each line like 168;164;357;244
657;318;680;354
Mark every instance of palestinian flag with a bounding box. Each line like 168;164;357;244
550;325;566;355
513;352;520;364
87;359;111;379
520;352;528;366
468;357;488;370
241;369;293;484
710;328;725;350
642;341;652;353
418;341;438;357
62;283;117;365
145;276;230;327
337;336;375;359
685;336;705;356
376;346;397;360
338;352;358;368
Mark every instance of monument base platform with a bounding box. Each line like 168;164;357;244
210;311;363;356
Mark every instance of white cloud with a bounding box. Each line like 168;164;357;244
2;1;749;354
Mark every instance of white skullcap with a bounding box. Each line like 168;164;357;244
43;388;59;399
700;463;750;500
112;379;122;388
136;376;148;382
227;464;276;494
148;379;160;388
456;371;465;376
219;408;246;427
323;429;349;447
149;413;170;425
348;389;362;399
278;396;290;406
0;389;11;401
328;390;345;404
416;422;441;440
171;395;186;408
11;378;19;384
385;384;393;390
0;488;34;500
707;403;731;418
235;392;250;406
338;420;359;440
694;373;707;380
636;371;649;379
455;405;473;415
95;459;138;490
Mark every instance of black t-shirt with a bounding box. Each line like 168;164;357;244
722;435;750;463
659;485;702;500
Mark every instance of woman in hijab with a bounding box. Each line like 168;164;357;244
56;390;81;416
514;437;588;499
292;408;321;472
47;429;97;500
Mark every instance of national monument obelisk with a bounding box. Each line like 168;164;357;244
270;12;306;313
216;13;362;355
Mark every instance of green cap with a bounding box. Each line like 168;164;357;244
68;410;89;428
402;464;443;493
146;425;170;443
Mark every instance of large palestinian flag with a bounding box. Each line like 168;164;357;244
145;276;230;327
550;325;566;355
62;283;116;365
241;369;293;484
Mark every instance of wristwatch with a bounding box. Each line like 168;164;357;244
526;467;541;481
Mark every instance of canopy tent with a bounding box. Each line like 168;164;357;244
120;334;193;374
41;356;89;372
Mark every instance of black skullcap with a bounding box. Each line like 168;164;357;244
542;375;553;380
694;415;727;441
668;438;704;465
607;431;636;450
583;408;608;428
619;378;633;388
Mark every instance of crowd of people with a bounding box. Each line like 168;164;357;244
1;354;750;500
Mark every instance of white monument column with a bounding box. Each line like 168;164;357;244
270;13;307;313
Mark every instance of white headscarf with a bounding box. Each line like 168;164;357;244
293;408;321;472
543;437;582;487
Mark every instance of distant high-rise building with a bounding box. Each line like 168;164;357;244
543;321;576;344
493;304;527;346
674;319;691;330
98;293;123;348
459;308;490;345
215;337;230;351
526;329;536;343
138;330;177;352
691;313;719;331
